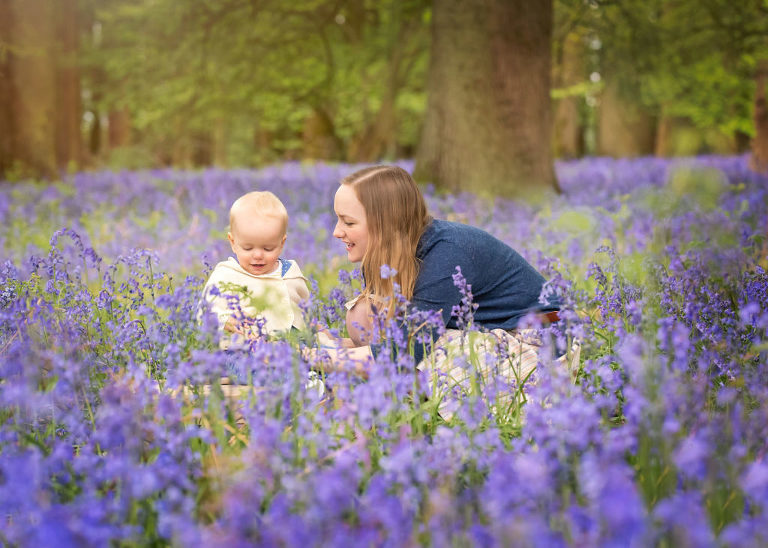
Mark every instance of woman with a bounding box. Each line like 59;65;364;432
321;165;562;380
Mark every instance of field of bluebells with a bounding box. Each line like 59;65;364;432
1;156;767;546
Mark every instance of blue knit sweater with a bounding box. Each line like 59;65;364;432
373;219;560;363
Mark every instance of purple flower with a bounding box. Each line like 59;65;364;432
380;264;398;279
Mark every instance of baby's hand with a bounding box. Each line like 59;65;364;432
224;317;246;336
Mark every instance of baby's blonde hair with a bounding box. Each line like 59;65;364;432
228;191;289;235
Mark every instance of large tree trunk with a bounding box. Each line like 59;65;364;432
0;0;14;178
7;0;58;178
414;0;558;199
597;79;656;157
750;60;768;173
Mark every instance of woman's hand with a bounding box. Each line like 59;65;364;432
307;331;374;378
318;329;356;349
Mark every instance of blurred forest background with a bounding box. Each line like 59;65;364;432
1;0;767;196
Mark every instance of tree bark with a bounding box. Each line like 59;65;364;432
750;60;768;173
597;79;656;157
552;32;585;159
88;111;102;159
7;0;58;178
172;137;192;168
654;105;673;157
0;0;14;178
347;16;414;164
414;0;558;199
108;108;131;148
347;89;397;163
212;117;227;166
53;0;82;171
191;131;213;167
303;107;342;160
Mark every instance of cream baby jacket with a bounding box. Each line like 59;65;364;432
202;257;309;348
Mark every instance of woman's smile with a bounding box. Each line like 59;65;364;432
333;185;369;263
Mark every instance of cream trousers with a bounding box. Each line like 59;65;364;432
417;328;580;419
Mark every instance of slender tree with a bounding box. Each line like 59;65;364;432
552;30;586;159
597;78;656;157
415;0;559;198
750;59;768;172
53;0;83;170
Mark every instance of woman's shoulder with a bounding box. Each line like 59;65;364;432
420;218;464;243
419;219;496;252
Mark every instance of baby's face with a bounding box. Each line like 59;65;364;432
228;214;286;276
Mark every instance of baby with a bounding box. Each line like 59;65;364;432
202;191;310;350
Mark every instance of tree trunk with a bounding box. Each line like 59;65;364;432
212;118;227;166
734;130;751;154
597;79;656;157
0;0;14;178
108;108;131;148
414;0;558;199
171;117;192;167
303;107;342;160
347;17;412;164
172;138;192;168
552;32;584;159
750;60;768;173
53;0;82;171
347;90;397;163
7;0;58;178
192;131;213;167
253;122;274;165
654;105;673;157
88;111;102;159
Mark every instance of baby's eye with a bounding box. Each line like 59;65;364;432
264;248;274;252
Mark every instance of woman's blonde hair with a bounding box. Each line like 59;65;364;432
341;165;431;317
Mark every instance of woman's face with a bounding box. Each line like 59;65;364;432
333;184;369;263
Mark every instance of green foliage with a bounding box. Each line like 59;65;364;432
81;0;430;166
556;0;768;149
642;54;756;137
